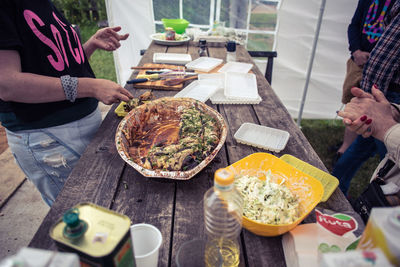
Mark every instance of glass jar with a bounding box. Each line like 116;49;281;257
226;41;236;62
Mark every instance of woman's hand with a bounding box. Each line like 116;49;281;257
338;86;397;141
83;26;129;58
78;78;133;105
352;49;370;66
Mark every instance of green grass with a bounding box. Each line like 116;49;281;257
79;24;379;201
249;13;277;31
247;33;274;51
300;119;380;199
80;23;117;82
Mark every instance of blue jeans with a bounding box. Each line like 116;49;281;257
332;136;386;195
332;90;400;195
6;108;102;206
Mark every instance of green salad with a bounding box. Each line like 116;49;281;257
235;171;300;225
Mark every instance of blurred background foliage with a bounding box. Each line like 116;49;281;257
52;0;107;25
52;0;115;82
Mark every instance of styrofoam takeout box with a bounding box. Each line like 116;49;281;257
198;73;225;89
185;57;223;72
224;72;259;101
234;123;290;152
174;80;219;102
199;73;262;104
153;53;192;65
210;89;262;104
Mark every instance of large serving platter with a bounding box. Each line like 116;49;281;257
115;97;227;180
150;33;190;46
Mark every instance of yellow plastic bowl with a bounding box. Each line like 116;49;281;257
226;153;324;236
162;18;189;34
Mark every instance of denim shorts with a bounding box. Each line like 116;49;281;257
5;108;102;206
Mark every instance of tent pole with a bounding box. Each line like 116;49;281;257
296;0;326;127
216;0;221;22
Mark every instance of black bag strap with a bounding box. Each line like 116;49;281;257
374;159;395;185
352;159;397;223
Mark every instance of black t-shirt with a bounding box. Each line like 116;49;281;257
0;0;98;131
348;0;394;54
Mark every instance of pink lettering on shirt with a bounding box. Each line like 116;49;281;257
51;24;69;67
23;10;64;71
52;12;84;64
23;10;86;71
71;26;85;63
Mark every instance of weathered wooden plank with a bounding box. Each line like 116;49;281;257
169;43;246;267
204;45;286;267
112;44;177;266
111;164;176;267
0;148;26;208
0;125;8;154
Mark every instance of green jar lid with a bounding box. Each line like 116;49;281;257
63;208;87;240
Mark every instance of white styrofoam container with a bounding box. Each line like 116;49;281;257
234;123;290;152
218;62;253;73
174;80;219;102
210;89;262;104
224;72;259;101
198;73;225;89
153;53;192;65
199;73;262;104
185;57;223;72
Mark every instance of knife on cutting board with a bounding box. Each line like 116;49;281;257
126;78;150;84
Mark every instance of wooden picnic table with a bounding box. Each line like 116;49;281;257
29;41;363;266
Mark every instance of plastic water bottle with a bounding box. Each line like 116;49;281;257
204;168;243;267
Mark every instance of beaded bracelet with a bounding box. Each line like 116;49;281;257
60;75;78;102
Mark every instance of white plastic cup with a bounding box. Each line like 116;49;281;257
130;223;163;267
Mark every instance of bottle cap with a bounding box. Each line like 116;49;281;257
199;39;207;46
63;208;88;240
63;209;80;228
214;168;234;186
226;41;236;52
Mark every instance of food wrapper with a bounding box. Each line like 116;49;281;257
357;207;400;266
282;208;362;267
320;248;393;267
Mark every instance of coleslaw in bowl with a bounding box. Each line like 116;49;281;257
226;153;324;236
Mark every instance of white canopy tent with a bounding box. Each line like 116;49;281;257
273;0;358;121
105;0;155;85
105;0;359;120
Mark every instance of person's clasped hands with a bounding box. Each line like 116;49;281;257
338;85;398;141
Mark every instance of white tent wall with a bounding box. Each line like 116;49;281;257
105;0;154;86
273;0;358;119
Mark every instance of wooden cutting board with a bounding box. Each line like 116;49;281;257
132;63;185;91
131;63;225;90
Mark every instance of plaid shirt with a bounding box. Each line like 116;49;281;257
361;0;400;97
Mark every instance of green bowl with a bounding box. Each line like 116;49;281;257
162;18;189;34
